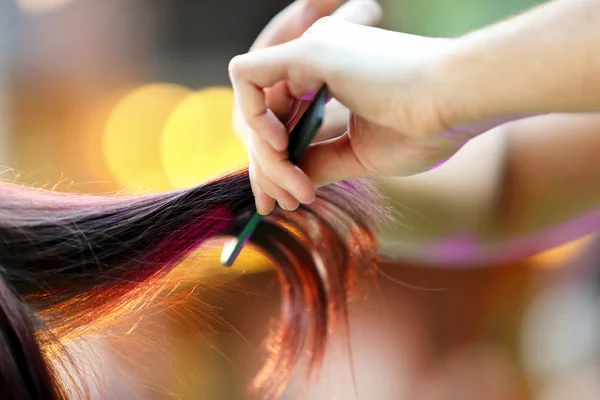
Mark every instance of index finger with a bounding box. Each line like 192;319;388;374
229;41;325;152
251;0;349;50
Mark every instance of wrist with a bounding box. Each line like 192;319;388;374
426;36;536;138
426;38;498;130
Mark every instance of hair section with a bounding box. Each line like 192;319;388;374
0;170;386;398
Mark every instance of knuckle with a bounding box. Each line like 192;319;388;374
252;140;272;161
314;16;337;28
262;165;285;187
254;162;275;185
228;55;246;80
260;164;278;183
304;16;336;37
259;181;277;199
299;26;333;63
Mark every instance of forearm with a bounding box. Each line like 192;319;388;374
438;0;600;126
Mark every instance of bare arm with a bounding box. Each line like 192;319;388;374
439;0;600;126
380;113;600;266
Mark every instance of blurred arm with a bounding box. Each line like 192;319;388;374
380;113;600;265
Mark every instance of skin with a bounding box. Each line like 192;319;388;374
231;0;385;213
379;113;600;265
231;0;600;263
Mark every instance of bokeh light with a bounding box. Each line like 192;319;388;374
165;240;275;287
103;83;191;193
521;282;598;375
161;87;248;189
529;235;594;269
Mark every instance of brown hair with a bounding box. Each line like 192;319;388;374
0;169;385;398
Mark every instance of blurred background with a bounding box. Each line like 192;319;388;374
1;0;600;399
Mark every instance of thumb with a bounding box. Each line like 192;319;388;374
315;99;350;142
300;133;370;187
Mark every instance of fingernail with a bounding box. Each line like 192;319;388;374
278;201;300;212
294;188;316;206
256;201;269;215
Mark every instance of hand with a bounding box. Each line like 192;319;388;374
230;18;505;215
231;0;383;214
234;0;382;145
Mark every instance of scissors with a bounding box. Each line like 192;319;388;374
221;86;328;267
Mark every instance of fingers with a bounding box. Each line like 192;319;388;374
266;81;300;126
248;159;276;215
248;132;314;213
232;81;294;147
315;99;350;142
229;51;291;152
330;0;382;26
251;0;349;51
231;42;323;91
250;158;298;214
300;133;369;188
230;21;351;212
251;133;316;204
229;41;325;152
232;1;383;214
233;0;380;147
277;94;350;144
251;165;303;213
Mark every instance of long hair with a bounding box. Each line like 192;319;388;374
0;169;386;398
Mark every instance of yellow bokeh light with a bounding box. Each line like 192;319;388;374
103;83;191;193
161;87;248;188
163;239;274;286
529;234;594;269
